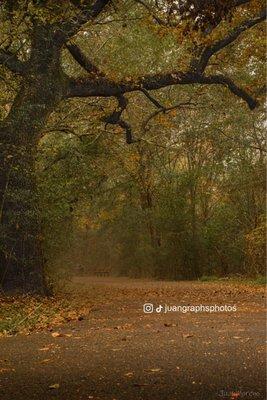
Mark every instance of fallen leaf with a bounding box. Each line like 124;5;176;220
39;347;50;351
148;368;161;373
49;383;60;389
40;359;51;364
182;333;194;339
51;332;63;338
124;372;134;377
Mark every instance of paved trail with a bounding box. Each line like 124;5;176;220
0;277;265;400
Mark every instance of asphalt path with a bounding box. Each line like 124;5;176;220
0;277;265;400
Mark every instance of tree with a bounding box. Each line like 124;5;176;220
0;0;265;292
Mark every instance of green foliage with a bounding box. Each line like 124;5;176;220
245;219;266;275
36;81;265;281
252;275;266;286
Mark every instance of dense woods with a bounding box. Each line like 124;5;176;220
0;0;265;293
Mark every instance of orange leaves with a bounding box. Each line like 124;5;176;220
156;113;176;129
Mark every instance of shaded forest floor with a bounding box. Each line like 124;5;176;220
0;277;266;400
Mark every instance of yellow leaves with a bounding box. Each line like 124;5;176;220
98;209;111;221
48;383;60;390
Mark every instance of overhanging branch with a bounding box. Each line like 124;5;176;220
68;70;258;110
197;74;259;110
66;5;264;111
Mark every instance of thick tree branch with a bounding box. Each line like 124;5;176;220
66;42;104;75
0;49;26;74
67;70;258;109
197;74;259;109
68;71;190;98
194;8;266;72
102;95;138;144
66;5;264;110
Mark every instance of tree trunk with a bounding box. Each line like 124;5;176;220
0;133;47;293
189;185;201;279
0;27;67;293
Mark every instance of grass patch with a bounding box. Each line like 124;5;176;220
246;275;266;286
0;293;91;336
199;274;266;286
